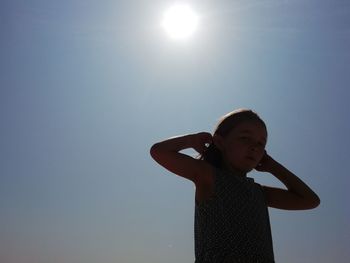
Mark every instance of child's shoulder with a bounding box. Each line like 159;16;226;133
194;162;217;203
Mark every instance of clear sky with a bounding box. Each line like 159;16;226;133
1;0;349;262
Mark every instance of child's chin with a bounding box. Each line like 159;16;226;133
237;166;254;173
243;164;256;173
240;160;258;172
245;167;254;173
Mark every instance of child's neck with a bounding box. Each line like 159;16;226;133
222;162;248;178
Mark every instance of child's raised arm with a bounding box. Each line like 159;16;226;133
150;132;213;183
256;152;320;210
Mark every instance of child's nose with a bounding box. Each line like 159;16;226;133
249;142;260;151
251;146;258;152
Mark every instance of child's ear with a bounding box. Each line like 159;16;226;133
213;134;224;150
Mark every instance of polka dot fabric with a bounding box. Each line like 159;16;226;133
194;168;275;263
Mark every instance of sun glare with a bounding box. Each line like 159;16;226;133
161;3;199;40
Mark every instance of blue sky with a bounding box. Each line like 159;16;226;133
1;0;349;262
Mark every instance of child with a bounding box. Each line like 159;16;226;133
150;109;320;263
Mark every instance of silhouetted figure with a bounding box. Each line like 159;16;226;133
150;109;320;263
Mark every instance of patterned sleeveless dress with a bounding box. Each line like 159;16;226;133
194;168;275;263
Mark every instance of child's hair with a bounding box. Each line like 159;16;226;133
199;108;267;168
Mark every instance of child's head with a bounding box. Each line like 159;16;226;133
201;109;267;173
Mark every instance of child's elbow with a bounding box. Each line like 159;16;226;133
150;144;158;158
150;143;162;160
313;195;321;208
307;195;321;209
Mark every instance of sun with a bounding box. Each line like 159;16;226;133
161;3;199;40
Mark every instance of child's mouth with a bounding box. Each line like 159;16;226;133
246;156;256;162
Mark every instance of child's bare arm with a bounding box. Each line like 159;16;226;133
256;153;320;210
150;133;213;183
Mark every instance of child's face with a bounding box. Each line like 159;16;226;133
215;121;267;173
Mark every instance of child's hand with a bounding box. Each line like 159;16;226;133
255;151;276;172
191;132;213;155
